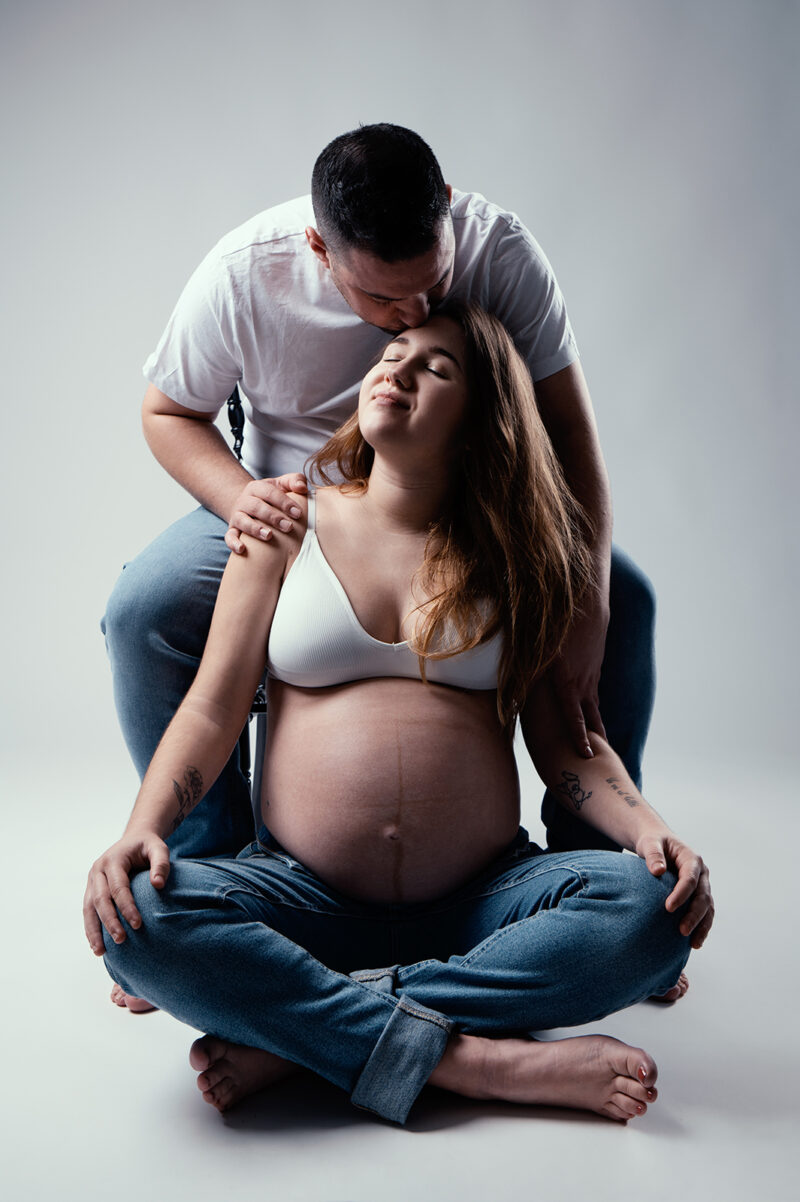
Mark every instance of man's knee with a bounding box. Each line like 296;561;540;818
609;548;656;637
102;512;227;657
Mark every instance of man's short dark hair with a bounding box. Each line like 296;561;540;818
311;123;450;264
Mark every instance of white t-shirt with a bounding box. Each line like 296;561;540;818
143;190;579;480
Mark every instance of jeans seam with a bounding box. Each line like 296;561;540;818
210;887;408;1013
419;861;591;918
215;884;379;919
396;998;451;1030
456;869;589;968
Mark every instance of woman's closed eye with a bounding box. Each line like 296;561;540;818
381;354;448;379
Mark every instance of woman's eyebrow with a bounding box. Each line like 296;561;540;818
386;336;463;372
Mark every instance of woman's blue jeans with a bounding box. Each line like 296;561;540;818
102;829;690;1125
100;507;657;859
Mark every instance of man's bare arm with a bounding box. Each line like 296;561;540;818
533;361;614;755
534;360;612;559
141;384;307;552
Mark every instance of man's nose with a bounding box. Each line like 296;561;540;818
395;295;430;328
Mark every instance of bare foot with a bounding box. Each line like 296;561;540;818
651;971;690;1004
109;983;158;1014
189;1035;299;1113
431;1033;658;1122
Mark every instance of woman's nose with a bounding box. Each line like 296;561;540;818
385;364;408;388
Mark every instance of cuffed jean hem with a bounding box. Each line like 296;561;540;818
350;987;453;1124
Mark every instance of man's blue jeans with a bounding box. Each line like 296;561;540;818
101;507;657;859
102;829;690;1125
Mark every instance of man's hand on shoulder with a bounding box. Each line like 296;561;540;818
226;474;309;554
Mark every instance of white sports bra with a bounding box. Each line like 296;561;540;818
267;492;502;690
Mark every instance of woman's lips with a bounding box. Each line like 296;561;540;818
373;390;410;410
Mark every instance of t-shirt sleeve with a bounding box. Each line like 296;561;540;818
488;221;579;383
142;247;242;413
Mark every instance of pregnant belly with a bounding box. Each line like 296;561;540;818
262;677;521;904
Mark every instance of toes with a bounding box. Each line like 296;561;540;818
611;1091;646;1119
109;985;156;1012
125;995;157;1014
652;972;690;1003
614;1076;650;1106
632;1051;658;1088
603;1100;631;1123
189;1034;228;1072
203;1076;236;1112
196;1063;229;1093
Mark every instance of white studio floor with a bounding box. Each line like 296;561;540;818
3;751;798;1202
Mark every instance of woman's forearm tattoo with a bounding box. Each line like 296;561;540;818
171;766;203;832
557;770;592;811
605;776;639;808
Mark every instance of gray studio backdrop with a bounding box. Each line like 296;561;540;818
2;0;796;801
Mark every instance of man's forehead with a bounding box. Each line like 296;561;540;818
343;230;455;299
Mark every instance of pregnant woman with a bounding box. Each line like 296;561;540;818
84;303;713;1126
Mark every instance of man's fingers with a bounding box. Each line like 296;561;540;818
583;697;607;742
247;482;304;521
225;527;245;555
232;500;294;534
569;710;592;757
280;473;308;495
230;508;280;539
553;681;593;758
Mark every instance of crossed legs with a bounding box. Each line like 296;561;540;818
103;838;690;1124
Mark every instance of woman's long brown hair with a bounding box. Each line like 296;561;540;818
309;301;593;730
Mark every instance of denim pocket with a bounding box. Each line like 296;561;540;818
254;826;305;871
236;840;264;861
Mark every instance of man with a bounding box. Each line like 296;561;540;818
104;122;655;879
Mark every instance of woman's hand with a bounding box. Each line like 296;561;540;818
83;831;170;956
226;473;308;553
635;831;714;949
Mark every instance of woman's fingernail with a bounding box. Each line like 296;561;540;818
289;506;301;518
279;519;292;532
259;528;270;540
